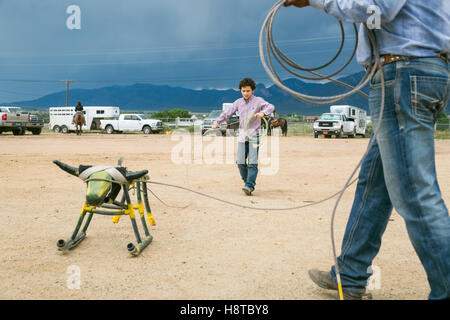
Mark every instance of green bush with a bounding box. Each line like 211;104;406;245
366;122;373;136
151;108;191;119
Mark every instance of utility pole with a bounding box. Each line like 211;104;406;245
60;80;75;107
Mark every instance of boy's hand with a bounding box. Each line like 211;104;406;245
212;124;219;129
255;112;265;119
284;0;310;8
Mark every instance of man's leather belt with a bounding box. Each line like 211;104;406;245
380;53;448;66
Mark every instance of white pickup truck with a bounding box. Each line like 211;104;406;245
314;113;356;138
100;114;164;134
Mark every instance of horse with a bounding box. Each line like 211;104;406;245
271;118;288;136
74;112;85;135
261;116;272;136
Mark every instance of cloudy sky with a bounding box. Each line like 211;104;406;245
0;0;363;103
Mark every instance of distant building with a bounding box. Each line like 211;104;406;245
306;116;319;123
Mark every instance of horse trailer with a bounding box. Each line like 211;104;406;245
49;106;120;133
330;105;368;137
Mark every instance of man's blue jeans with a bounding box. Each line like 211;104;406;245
237;137;260;191
330;57;450;300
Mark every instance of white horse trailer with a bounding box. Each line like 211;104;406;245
330;105;368;137
49;106;120;133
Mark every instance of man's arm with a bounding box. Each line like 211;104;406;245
285;0;407;24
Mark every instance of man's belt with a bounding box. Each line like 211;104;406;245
379;53;448;67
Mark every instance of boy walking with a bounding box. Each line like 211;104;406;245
212;78;275;196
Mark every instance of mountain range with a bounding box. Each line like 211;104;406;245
4;72;449;116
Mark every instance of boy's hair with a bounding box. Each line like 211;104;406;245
239;78;256;91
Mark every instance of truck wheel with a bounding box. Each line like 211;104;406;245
349;128;356;138
53;125;61;133
90;121;98;130
314;132;318;138
105;125;114;134
336;129;342;138
31;128;42;135
142;126;151;134
61;125;69;134
13;128;24;136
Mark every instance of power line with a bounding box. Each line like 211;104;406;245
0;89;41;97
0;35;356;58
0;47;357;68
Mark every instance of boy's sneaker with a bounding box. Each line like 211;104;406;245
308;269;373;300
242;186;252;196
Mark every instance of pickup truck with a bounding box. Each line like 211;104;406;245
100;114;164;134
0;106;44;135
313;113;356;138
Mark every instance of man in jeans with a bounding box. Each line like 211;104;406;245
285;0;450;299
212;78;275;196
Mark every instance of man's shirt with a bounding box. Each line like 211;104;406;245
309;0;450;66
213;95;275;143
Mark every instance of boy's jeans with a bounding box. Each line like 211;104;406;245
237;136;260;191
330;57;450;300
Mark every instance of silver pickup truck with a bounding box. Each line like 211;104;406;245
0;106;44;135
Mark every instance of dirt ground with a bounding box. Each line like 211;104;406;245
0;131;449;300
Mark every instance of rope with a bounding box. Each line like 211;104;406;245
259;0;376;105
146;178;357;211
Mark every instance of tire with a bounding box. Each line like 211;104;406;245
13;128;24;136
105;125;114;134
61;125;69;134
31;128;42;135
336;129;343;138
349;128;356;138
90;122;97;130
142;126;151;134
314;132;318;138
53;125;61;133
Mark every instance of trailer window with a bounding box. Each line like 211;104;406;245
96;110;105;114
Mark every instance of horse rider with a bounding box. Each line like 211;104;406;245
72;101;86;125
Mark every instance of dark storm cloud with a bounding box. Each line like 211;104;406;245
0;0;360;102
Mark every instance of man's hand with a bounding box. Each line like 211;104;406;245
212;124;219;129
255;112;266;119
284;0;310;8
